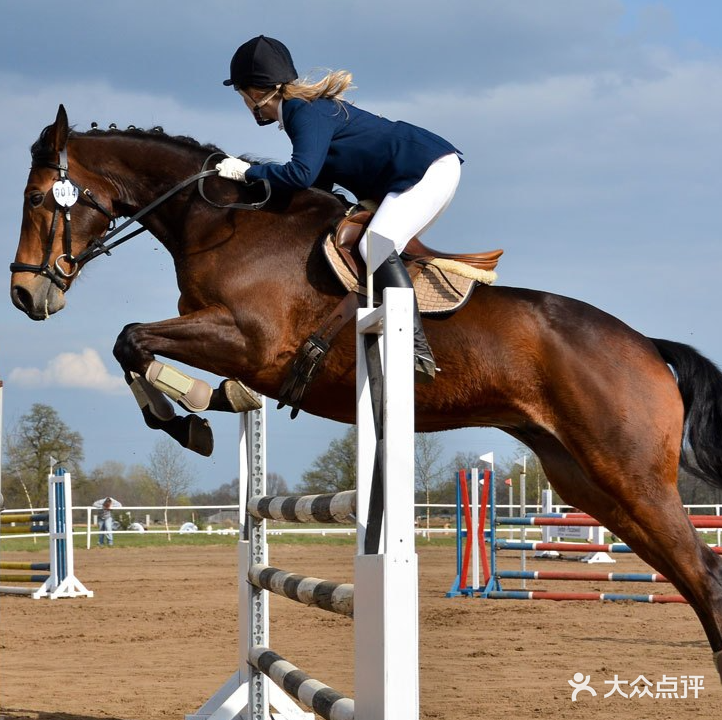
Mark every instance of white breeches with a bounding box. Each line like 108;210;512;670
359;152;461;263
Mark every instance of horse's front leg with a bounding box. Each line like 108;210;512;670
112;307;261;456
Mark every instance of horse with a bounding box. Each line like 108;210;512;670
11;105;722;677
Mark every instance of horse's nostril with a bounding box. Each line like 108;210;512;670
11;284;34;314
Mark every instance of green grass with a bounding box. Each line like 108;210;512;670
0;527;458;551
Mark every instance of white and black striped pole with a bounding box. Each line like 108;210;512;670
249;647;354;720
247;490;356;525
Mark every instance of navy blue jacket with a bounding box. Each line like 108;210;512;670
244;98;461;202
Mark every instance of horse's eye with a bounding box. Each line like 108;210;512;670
28;192;45;208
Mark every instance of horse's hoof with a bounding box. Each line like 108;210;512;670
185;416;214;456
223;379;262;412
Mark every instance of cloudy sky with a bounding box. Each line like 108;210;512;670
1;1;720;492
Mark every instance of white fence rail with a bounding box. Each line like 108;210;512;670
3;503;721;546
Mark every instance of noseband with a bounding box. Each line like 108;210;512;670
10;149;271;291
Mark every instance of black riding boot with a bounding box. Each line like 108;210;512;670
372;252;437;383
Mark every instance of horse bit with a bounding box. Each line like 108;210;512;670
10;147;271;291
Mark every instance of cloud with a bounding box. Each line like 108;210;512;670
371;54;722;226
9;348;127;394
0;0;685;104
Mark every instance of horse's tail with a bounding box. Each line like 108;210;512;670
650;337;722;489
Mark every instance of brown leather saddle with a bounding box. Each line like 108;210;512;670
323;208;503;314
279;208;504;417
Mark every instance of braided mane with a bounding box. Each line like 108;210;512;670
31;123;225;164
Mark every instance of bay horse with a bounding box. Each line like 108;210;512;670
11;105;722;676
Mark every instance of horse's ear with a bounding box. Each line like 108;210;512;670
51;104;69;151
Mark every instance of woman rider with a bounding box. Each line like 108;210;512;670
217;35;462;383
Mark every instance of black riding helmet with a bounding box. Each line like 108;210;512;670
223;36;298;89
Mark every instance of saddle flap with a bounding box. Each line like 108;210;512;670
334;210;371;280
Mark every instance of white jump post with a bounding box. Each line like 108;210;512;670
40;468;94;598
185;400;288;720
355;286;419;720
0;468;93;599
187;287;418;720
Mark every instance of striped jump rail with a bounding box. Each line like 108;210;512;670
0;524;50;535
0;562;51;571
497;540;722;555
248;564;354;617
478;471;696;605
0;586;38;596
249;646;354;720
496;540;634;553
0;573;50;583
486;590;686;604
1;512;50;524
497;570;669;583
248;490;356;524
501;515;722;529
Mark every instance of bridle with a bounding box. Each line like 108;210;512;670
10;148;271;291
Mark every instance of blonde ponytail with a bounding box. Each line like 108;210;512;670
282;69;355;103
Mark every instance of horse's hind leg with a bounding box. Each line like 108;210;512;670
517;428;722;679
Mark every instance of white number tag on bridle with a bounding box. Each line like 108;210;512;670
52;179;79;208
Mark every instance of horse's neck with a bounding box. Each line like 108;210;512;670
81;135;347;265
110;142;197;207
82;135;212;250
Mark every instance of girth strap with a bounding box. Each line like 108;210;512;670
277;291;363;418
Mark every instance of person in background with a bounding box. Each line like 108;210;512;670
217;35;463;383
98;497;114;547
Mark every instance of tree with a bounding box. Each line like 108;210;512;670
267;472;289;495
414;433;448;528
3;404;84;508
147;437;196;533
190;480;239;506
297;427;356;494
447;451;483;478
496;441;563;512
439;451;482;506
80;460;156;508
147;437;195;505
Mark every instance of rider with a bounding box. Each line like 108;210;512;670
218;35;462;383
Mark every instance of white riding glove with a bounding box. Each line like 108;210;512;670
216;156;251;182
